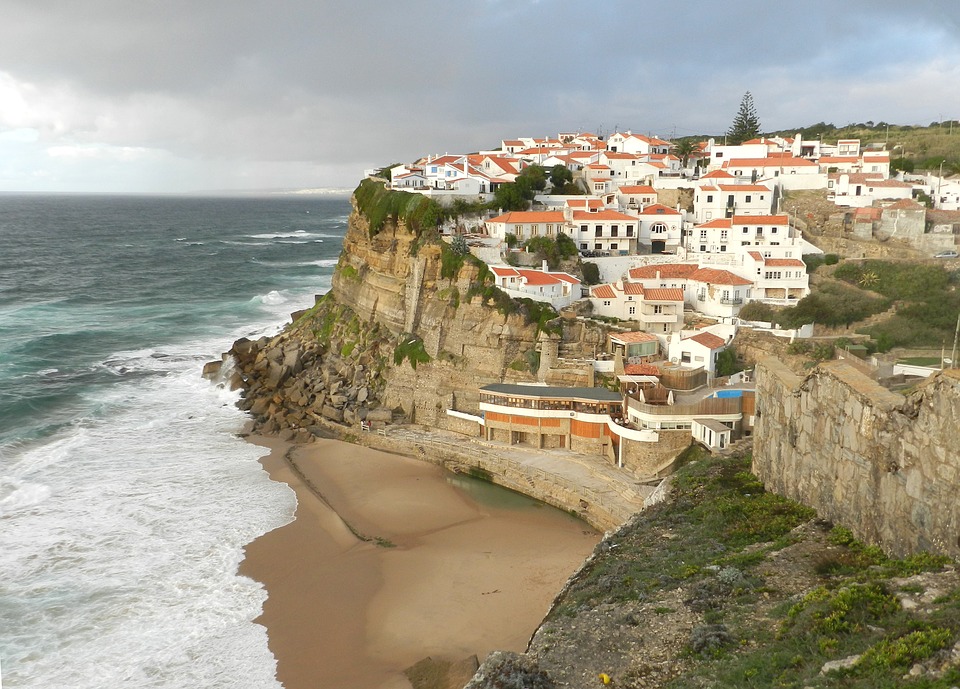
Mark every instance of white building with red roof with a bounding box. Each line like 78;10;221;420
485;211;568;244
667;329;732;376
627;264;754;318
615;185;658;210
744;252;809;300
589;281;685;334
606;131;672;156
571;209;638;255
828;173;912;208
693;183;774;223
489;264;582;309
635;204;684;253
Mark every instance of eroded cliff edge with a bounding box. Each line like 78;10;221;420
222;181;608;442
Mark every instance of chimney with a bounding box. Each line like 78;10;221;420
542;259;548;273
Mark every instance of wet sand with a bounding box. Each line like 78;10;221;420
240;436;599;689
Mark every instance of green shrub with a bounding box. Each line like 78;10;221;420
393;334;431;370
581;261;600;285
859;627;953;671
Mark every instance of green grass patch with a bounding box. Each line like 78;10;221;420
393;334;431;370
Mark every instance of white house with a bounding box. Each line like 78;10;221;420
828;173;913;208
489;264;581;309
616;185;658;211
484;211;568;243
693;183;774;223
571;209;638;255
589;282;685;333
627;264;754;318
744;252;809;301
635;204;684;253
667;330;729;376
606;131;671;156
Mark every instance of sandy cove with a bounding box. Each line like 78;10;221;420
239;435;599;689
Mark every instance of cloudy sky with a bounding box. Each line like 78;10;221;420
1;0;958;193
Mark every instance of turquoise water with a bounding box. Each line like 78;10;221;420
0;194;350;688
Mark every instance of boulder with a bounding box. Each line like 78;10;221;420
201;360;222;380
366;408;393;424
322;405;344;422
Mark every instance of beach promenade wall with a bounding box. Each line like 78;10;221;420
753;357;960;558
352;426;644;532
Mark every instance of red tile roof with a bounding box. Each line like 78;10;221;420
765;258;805;267
716;184;771;192
617;185;657;195
732;214;789;225
624;363;661;376
591;284;616;299
622;282;645;295
690;268;753;286
697;218;732;229
637;203;680;216
643;288;684;301
573;210;637;221
487;211;566;224
628;264;699;280
687;332;727;349
611;331;660;344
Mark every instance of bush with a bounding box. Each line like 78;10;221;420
778;283;890;328
737;301;777;322
581;261;601;285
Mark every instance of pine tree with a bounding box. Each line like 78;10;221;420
726;91;761;145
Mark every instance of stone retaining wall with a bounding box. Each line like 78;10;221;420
754;357;960;558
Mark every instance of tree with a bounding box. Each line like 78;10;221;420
673;139;699;168
727;92;761;145
715;346;742;377
549;164;573;189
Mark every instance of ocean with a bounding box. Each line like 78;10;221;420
0;193;351;688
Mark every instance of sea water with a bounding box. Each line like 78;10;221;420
0;193;350;688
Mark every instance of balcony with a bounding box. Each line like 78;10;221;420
719;297;744;305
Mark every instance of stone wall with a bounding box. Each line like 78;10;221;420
753;357;960;558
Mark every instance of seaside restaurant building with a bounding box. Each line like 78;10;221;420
478;384;624;455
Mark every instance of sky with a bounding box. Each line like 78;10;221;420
1;0;959;194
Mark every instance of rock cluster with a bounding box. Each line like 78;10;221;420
222;299;396;443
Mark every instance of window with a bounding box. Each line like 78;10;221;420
610;243;618;250
720;245;726;252
628;306;636;315
626;224;634;236
652;223;667;235
530;224;538;234
663;323;669;332
716;152;724;158
580;224;588;233
720;230;728;240
700;230;707;239
742;240;751;246
700;245;707;252
771;227;778;233
742;227;749;233
722;290;729;300
653;305;663;314
745;195;752;202
580;243;588;250
603;300;611;306
611;224;619;237
706;194;714;202
594;243;602;250
595;225;603;237
546;224;553;234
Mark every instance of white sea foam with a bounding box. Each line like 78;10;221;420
0;340;296;689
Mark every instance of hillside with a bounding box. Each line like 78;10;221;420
466;448;960;689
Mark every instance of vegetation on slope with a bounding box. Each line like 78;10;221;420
530;449;959;689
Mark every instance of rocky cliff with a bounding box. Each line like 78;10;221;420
222;182;610;439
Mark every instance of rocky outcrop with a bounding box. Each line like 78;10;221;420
220;186;614;439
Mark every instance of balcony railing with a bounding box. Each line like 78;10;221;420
719;297;744;305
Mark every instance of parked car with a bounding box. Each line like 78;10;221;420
934;250;958;259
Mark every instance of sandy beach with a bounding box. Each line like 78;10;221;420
240;436;600;689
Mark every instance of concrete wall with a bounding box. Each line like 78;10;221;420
753;358;960;558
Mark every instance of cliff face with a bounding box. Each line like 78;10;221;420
226;188;609;436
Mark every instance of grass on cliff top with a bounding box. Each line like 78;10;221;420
550;448;960;689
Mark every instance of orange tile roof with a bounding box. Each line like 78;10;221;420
732;214;789;225
517;269;561;286
491;266;518;277
622;282;645;295
611;331;660;344
700;170;734;178
592;285;616;298
886;199;925;210
573;210;637;221
643;288;684;301
637;203;680;216
697;218;732;229
748;251;764;261
624;363;661;376
628;264;699;280
688;332;727;349
765;258;805;267
690;268;753;286
716;184;770;192
487;211;566;224
854;207;883;221
617;185;657;194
